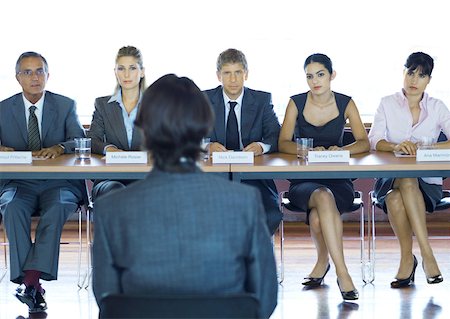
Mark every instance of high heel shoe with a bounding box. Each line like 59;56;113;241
390;255;417;288
336;279;359;300
422;261;444;284
302;264;330;287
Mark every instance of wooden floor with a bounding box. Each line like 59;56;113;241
1;221;449;319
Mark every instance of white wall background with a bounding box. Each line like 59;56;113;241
1;0;449;124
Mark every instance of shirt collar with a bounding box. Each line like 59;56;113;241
108;89;142;109
222;88;244;108
399;89;428;109
22;91;45;111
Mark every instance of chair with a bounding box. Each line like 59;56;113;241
0;216;7;282
99;293;260;319
368;188;450;283
278;189;375;284
77;180;93;289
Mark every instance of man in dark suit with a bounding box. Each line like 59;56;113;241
204;48;282;234
93;74;278;319
0;52;85;313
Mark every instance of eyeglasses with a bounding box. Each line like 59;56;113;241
17;68;47;78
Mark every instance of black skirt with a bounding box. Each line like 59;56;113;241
287;179;355;224
374;178;442;213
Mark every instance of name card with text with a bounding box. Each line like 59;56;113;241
307;150;350;163
212;151;254;164
0;151;32;164
106;151;148;164
416;149;450;162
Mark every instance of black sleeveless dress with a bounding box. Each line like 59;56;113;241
288;92;355;223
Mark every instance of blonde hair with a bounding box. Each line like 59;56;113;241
114;46;146;94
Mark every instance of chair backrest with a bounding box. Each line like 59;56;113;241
99;293;260;319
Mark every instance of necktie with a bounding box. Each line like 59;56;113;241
28;105;41;151
226;101;240;151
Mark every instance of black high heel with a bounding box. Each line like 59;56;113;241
422;261;444;284
391;255;417;288
302;264;330;287
336;279;359;301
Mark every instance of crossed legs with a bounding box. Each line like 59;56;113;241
308;187;356;292
385;178;441;280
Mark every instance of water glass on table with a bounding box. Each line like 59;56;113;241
201;137;211;160
418;136;434;150
75;137;91;160
296;137;313;160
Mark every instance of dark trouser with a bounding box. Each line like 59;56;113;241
243;179;281;235
0;180;83;284
91;180;137;202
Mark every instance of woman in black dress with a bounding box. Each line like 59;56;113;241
279;53;369;300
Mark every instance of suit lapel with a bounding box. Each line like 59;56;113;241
41;94;58;143
108;101;129;149
11;95;29;144
211;87;226;145
130;125;142;150
240;88;257;147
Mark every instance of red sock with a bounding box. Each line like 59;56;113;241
23;270;41;290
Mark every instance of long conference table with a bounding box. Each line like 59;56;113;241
2;151;450;180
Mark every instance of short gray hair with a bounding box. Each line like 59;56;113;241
15;51;49;74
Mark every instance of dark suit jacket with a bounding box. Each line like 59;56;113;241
204;86;280;152
92;169;278;318
0;91;85;192
88;96;142;154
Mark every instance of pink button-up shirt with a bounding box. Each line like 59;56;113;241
368;91;450;185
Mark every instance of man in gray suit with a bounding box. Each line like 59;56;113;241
0;52;85;313
93;74;278;318
205;48;282;234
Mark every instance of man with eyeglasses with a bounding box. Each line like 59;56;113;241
0;51;86;313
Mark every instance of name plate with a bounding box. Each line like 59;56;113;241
307;150;350;163
0;151;32;164
106;151;148;164
212;151;254;164
416;149;450;162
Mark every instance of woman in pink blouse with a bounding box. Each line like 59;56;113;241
368;52;450;288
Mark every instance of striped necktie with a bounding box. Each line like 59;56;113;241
28;105;41;151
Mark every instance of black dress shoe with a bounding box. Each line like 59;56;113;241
391;255;417;288
336;279;359;301
422;261;444;284
15;285;47;313
31;290;47;313
302;263;331;287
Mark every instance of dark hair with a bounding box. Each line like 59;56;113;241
405;52;434;76
216;48;248;72
304;53;333;74
15;51;49;74
135;74;214;172
114;45;146;93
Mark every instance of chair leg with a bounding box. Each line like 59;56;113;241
77;206;87;289
82;206;93;289
279;219;284;284
362;191;376;284
1;228;7;282
1;221;7;281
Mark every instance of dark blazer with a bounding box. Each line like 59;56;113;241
0;91;85;191
92;169;278;319
204;86;280;152
88;96;142;154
